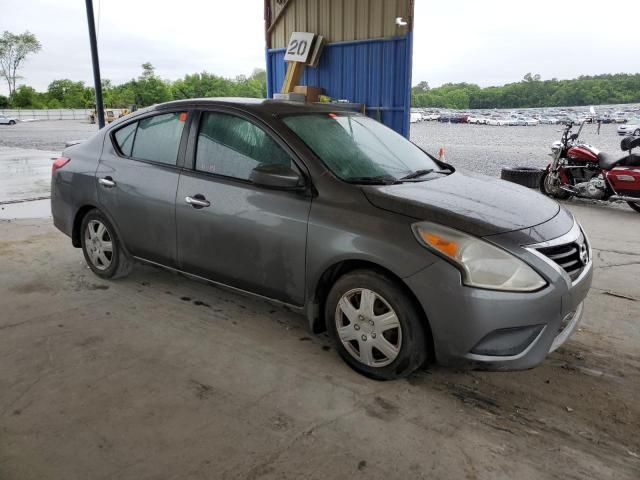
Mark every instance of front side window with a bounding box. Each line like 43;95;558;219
131;112;186;165
195;112;291;180
283;113;440;182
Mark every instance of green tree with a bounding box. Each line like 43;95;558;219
47;79;89;108
0;31;42;96
11;85;44;108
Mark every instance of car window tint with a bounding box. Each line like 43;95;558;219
131;112;186;165
196;112;291;180
114;122;137;157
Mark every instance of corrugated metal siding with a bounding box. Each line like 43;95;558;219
266;33;413;137
266;0;411;48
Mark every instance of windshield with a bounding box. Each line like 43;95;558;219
282;113;441;183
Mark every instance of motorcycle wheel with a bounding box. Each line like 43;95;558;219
628;201;640;213
540;171;571;199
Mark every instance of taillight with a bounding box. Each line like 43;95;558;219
52;157;70;176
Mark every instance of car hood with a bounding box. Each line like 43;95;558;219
362;169;560;237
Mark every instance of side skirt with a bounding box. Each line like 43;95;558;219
133;256;306;314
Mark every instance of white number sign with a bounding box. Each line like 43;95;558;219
284;32;315;63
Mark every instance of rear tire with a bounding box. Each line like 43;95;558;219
325;270;428;380
8;120;16;125
628;201;640;213
540;171;571;199
634;129;640;136
80;209;133;279
500;167;544;188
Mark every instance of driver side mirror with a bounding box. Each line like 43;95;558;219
249;163;305;190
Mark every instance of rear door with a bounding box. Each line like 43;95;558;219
96;110;190;266
175;109;311;305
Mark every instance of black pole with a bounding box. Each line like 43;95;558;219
85;0;105;128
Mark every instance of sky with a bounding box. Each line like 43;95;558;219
1;0;636;96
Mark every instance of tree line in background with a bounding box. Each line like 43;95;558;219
411;73;640;110
2;30;640;111
0;63;267;110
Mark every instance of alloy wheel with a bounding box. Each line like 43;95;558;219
84;219;113;270
334;288;402;367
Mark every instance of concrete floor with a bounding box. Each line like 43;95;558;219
1;201;639;480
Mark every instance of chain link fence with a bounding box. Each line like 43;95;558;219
0;109;125;121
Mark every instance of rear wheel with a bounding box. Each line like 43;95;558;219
634;129;640;136
628;201;640;213
325;270;428;380
8;120;16;125
80;209;133;279
540;171;571;199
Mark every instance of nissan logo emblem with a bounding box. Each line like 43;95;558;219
579;243;589;266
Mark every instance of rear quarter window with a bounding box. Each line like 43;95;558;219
114;122;137;157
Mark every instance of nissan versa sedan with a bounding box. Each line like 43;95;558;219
51;98;593;380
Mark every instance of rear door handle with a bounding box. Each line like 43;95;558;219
98;176;116;188
185;195;211;208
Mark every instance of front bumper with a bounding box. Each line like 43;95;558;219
404;224;593;371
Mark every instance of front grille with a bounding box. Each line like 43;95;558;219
536;232;587;281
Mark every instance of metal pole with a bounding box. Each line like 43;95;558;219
85;0;104;129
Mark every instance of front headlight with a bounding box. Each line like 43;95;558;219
412;222;547;292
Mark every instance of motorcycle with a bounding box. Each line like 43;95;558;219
540;118;640;213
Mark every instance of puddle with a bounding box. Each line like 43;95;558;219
0;199;51;219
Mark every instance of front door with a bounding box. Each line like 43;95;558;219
176;110;311;305
96;110;189;266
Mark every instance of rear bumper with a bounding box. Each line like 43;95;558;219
404;248;592;371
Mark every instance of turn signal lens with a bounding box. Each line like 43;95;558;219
420;232;458;257
412;222;547;292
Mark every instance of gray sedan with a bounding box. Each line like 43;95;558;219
51;98;592;380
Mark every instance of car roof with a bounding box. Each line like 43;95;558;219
152;97;345;117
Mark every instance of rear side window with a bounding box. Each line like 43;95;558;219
131;112;186;165
195;112;291;180
114;122;137;156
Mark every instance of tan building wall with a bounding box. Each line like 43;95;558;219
265;0;413;48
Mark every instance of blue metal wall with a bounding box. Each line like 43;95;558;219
266;33;413;137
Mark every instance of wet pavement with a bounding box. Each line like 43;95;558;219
0;146;58;220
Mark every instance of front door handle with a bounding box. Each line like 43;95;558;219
185;195;211;208
98;176;116;188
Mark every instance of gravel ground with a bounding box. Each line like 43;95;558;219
410;122;625;177
0;120;97;151
0;120;627;177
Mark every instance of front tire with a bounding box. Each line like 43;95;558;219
540;171;571;199
634;129;640;136
325;270;428;380
80;209;133;279
8;120;16;125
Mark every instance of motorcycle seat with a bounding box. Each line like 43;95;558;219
598;151;629;170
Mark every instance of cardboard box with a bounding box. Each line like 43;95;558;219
293;86;324;103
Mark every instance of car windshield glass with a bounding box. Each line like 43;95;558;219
282;113;441;182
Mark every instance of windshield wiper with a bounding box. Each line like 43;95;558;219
346;175;399;185
400;169;433;180
400;168;451;180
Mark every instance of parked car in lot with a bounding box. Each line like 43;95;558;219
0;114;18;125
486;117;509;126
410;112;422;124
51;98;592;380
617;118;640;136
